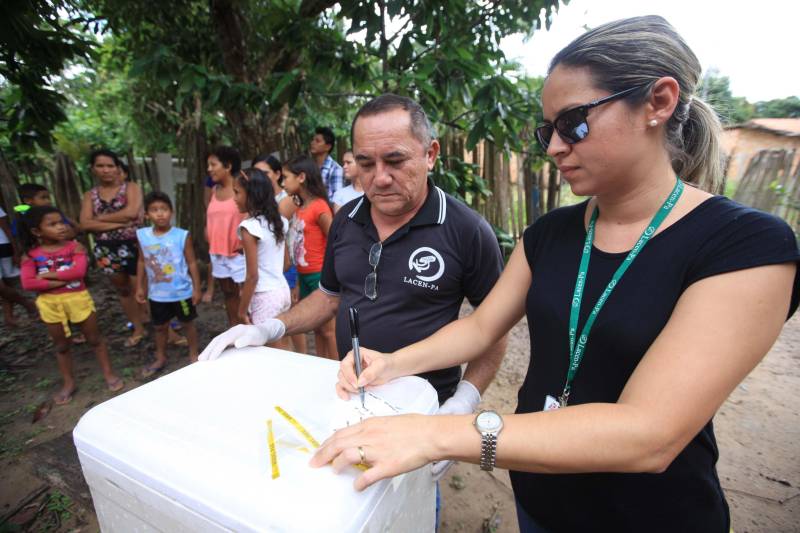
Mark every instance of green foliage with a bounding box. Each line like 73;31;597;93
697;70;754;125
4;0;561;209
34;377;55;390
0;0;96;152
753;96;800;119
699;70;799;124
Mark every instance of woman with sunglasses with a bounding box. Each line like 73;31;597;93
315;16;800;532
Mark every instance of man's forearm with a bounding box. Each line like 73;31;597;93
278;289;339;336
460;335;508;394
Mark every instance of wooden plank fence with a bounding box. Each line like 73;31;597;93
734;149;800;234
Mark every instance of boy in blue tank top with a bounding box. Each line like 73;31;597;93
136;192;202;376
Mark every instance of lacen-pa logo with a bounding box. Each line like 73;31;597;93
404;247;444;291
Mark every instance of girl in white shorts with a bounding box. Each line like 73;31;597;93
233;167;290;347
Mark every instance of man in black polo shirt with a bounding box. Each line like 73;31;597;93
200;93;507;478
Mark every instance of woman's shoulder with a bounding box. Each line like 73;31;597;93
682;195;796;241
681;195;799;294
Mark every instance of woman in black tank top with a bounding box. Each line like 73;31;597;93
314;16;800;533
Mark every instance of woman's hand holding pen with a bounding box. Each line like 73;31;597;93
335;348;397;400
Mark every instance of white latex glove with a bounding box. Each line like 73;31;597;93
431;380;481;481
198;320;286;361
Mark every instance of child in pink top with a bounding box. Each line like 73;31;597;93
204;146;246;325
18;206;123;405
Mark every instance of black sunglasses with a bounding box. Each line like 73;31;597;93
535;86;643;150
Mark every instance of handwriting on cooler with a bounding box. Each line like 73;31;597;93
329;391;403;431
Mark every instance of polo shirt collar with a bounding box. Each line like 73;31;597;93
348;178;447;227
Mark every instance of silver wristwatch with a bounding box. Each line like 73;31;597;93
474;410;504;471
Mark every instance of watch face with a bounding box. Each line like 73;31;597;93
476;411;502;432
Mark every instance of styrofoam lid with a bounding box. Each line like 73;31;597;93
73;347;439;532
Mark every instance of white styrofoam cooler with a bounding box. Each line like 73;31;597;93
73;347;439;532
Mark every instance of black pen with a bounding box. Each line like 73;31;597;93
348;307;365;408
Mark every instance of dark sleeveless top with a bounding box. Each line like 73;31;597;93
513;196;800;532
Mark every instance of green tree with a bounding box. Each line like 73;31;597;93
697;69;754;125
753;96;800;119
0;0;96;152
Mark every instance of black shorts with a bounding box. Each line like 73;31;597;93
149;298;197;326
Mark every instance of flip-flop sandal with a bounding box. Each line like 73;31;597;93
106;378;124;392
53;387;77;406
141;362;167;379
71;333;87;344
125;333;146;347
168;336;188;346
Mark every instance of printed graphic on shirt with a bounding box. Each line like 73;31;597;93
143;243;177;283
288;216;308;267
34;254;81;289
403;246;445;291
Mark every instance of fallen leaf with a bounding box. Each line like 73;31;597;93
32;400;53;424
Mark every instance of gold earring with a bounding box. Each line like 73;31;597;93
648;119;658;127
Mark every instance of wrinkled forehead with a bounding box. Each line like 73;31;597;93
352;109;423;158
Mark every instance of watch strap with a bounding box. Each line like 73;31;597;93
479;432;498;471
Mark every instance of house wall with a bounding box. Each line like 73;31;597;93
722;129;800;182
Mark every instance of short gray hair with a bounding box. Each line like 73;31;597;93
550;15;723;192
351;94;436;149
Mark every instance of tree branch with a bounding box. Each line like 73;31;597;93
298;0;338;18
407;2;501;66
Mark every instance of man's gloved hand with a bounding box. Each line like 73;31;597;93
431;380;481;481
198;320;286;361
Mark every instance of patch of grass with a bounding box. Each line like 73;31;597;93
0;369;19;393
34;377;55;391
121;366;136;379
0;407;22;426
0;431;26;459
37;490;74;532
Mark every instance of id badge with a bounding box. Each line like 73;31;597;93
543;395;561;411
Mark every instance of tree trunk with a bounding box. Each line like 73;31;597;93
546;162;558;213
0;150;20;216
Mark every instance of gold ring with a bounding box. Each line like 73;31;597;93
357;446;367;465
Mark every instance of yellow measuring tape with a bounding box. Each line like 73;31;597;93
268;405;368;478
267;419;279;479
275;405;320;448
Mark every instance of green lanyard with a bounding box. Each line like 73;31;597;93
560;179;684;407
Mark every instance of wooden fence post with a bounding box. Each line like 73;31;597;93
52;153;84;223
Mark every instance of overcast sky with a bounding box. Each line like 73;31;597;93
501;0;798;102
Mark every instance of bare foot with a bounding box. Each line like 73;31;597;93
105;376;124;392
54;384;77;406
201;291;213;304
142;359;167;378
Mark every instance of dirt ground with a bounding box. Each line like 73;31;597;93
0;272;798;532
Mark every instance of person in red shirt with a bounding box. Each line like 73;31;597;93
282;155;337;359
